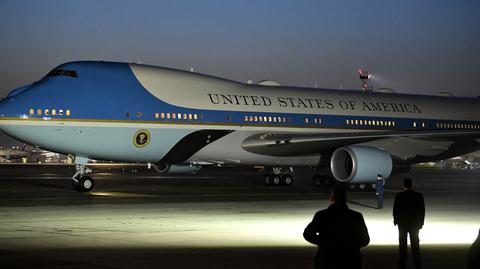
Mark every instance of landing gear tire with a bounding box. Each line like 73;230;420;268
264;174;293;186
264;174;272;186
272;175;281;186
73;176;94;192
282;175;293;186
358;183;367;192
347;183;357;191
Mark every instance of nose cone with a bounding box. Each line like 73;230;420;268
5;84;32;100
0;94;14;127
0;84;34;131
0;97;10;132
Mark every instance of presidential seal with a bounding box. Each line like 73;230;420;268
133;129;150;148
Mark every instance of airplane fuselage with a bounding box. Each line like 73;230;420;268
0;61;479;170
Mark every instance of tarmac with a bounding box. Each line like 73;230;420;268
0;164;479;268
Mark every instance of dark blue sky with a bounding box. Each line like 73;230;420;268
0;0;479;97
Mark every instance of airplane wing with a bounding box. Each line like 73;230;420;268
241;130;480;160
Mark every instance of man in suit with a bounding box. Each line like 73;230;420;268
468;229;480;269
393;178;425;269
376;174;385;209
304;186;370;269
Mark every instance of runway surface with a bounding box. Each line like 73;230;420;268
0;164;479;268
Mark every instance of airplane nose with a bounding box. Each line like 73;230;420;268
0;99;8;131
0;87;22;130
0;84;33;119
0;95;7;116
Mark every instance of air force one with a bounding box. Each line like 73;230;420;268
0;61;479;192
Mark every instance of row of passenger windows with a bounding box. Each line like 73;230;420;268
29;108;71;117
436;122;480;130
26;108;480;130
346;119;479;130
243;115;290;123
242;115;324;125
346;119;396;127
305;118;323;124
412;122;426;128
154;112;202;121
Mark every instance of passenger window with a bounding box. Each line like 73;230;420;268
45;109;49;116
59;110;64;116
52;109;56;116
29;108;34;115
66;110;71;116
37;109;42;116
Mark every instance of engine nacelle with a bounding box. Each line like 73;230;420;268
330;146;392;183
156;163;202;173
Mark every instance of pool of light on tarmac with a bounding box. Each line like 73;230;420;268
88;191;155;197
0;201;478;249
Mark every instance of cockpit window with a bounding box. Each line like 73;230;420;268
46;69;78;78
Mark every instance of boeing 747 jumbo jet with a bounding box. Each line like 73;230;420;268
0;61;479;192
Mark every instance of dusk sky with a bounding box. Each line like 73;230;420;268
0;0;479;145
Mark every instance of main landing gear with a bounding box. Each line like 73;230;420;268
263;174;294;186
263;167;294;186
312;174;373;192
71;156;94;192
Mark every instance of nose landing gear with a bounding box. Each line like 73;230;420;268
71;156;94;192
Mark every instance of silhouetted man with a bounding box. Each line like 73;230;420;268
376;174;385;209
468;229;480;269
393;178;425;269
304;186;370;269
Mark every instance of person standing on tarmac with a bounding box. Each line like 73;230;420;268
376;174;385;209
393;178;425;269
468;228;480;269
303;186;370;269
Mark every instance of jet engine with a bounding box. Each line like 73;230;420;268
330;146;392;183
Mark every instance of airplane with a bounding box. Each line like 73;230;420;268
0;61;479;192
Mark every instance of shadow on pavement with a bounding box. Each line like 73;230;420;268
0;245;469;269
